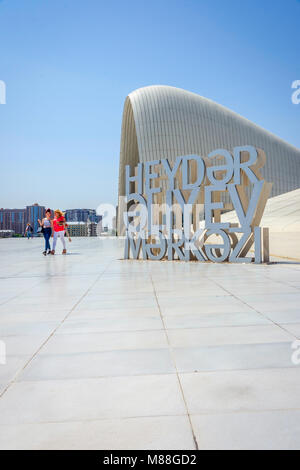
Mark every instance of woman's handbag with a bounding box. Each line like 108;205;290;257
37;226;44;234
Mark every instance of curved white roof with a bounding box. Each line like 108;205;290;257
119;85;300;198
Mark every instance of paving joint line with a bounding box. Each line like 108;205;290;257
0;261;112;400
149;270;199;450
0;271;49;307
208;276;300;341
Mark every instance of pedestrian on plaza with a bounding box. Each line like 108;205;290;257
25;223;33;239
38;208;52;256
51;210;71;255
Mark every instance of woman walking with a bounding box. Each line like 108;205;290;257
51;210;71;255
38;208;52;256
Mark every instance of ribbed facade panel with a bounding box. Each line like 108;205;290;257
118;85;300;198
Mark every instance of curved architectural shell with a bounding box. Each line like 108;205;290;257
119;85;300;198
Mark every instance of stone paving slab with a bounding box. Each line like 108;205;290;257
0;237;299;449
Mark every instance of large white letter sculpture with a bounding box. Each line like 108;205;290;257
124;146;272;263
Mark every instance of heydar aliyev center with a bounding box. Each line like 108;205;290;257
118;85;300;257
119;85;300;197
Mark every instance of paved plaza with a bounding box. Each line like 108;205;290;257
0;237;300;449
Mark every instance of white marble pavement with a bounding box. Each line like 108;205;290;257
0;237;299;449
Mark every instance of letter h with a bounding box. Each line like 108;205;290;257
125;163;143;197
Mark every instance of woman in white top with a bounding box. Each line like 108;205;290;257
38;208;52;256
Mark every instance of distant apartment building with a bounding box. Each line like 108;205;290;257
66;220;100;237
65;209;102;224
67;222;88;237
0;203;46;235
88;221;99;237
25;204;45;233
0;208;25;234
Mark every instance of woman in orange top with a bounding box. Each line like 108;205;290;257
51;210;71;255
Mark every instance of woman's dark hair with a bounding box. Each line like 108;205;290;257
45;208;51;214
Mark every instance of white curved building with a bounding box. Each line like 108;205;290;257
118;85;300;199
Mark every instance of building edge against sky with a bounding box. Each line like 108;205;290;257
118;85;300;199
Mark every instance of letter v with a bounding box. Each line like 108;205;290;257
227;180;264;229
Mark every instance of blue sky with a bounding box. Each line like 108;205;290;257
0;0;299;209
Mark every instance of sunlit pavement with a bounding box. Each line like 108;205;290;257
0;237;300;450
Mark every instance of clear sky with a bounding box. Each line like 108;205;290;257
0;0;299;210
